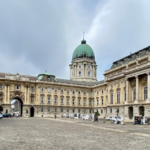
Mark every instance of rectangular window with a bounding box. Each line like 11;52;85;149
55;108;57;112
117;91;120;103
48;107;50;112
110;108;112;113
61;89;63;94
61;98;63;104
124;90;126;101
54;88;57;93
88;71;90;77
133;88;136;101
54;97;57;104
72;99;75;105
67;90;69;94
84;99;86;105
72;109;75;113
144;86;148;100
89;100;91;106
78;109;80;113
89;109;91;113
67;98;69;104
88;65;90;69
97;99;99;106
101;109;103;113
110;92;113;104
67;108;69;112
47;97;50;103
0;85;3;89
48;88;51;92
101;99;103;105
61;108;63;112
41;107;44;112
41;96;44;103
78;99;80;105
41;87;44;92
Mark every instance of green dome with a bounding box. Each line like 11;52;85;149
72;40;95;60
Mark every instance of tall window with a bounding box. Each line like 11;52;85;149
89;100;91;106
67;98;69;104
78;109;80;113
61;89;63;94
55;108;57;112
110;92;113;104
144;86;148;100
79;65;81;68
101;99;103;105
72;99;75;105
67;90;69;94
41;96;44;103
54;97;57;104
89;109;91;113
0;85;3;89
48;88;51;93
72;91;75;95
41;107;44;112
124;90;126;101
72;109;75;113
88;71;90;77
117;91;120;103
31;87;34;92
54;88;57;93
41;87;44;92
84;99;86;105
97;98;99;106
61;98;63;104
48;107;50;112
67;108;69;113
101;109;103;113
61;108;63;112
88;65;90;69
110;108;112;113
78;99;80;105
79;71;81;76
47;97;50;103
133;88;136;101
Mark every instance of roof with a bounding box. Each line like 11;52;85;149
72;39;95;60
110;45;150;69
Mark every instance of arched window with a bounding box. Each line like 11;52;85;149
133;88;136;101
144;86;148;100
79;71;81;76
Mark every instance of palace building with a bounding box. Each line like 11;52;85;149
0;39;150;122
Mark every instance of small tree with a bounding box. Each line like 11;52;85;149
94;110;100;116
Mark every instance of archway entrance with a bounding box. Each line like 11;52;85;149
139;106;144;116
128;107;133;119
11;98;23;116
0;106;3;112
30;107;34;117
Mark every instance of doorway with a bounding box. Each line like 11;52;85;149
30;107;34;117
129;107;133;119
139;106;144;116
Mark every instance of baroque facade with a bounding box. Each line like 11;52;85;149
0;39;150;122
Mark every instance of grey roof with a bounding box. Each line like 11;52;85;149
111;45;150;69
56;78;104;86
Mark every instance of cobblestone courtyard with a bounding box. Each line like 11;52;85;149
0;118;150;150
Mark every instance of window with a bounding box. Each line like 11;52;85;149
54;97;57;104
101;109;103;113
78;99;80;105
101;99;103;105
47;97;50;103
144;86;148;100
41;87;44;92
88;71;90;77
133;88;136;101
54;88;57;93
67;90;69;94
72;91;75;95
67;108;69;113
97;99;99;106
16;85;19;90
97;91;99;95
48;88;51;92
47;77;50;81
84;99;86;105
48;107;50;112
78;109;80;113
89;100;91;106
67;98;69;104
61;108;63;112
110;108;112;113
55;108;57;112
72;99;75;105
102;90;103;94
72;109;75;113
88;65;90;69
41;107;44;112
0;85;3;89
61;98;63;104
117;91;120;103
124;90;126;101
79;71;81;76
89;109;91;113
61;89;63;94
110;92;113;104
84;92;86;95
79;65;81;68
41;96;44;103
78;91;80;94
31;87;34;92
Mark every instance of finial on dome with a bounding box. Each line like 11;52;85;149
81;32;86;44
83;32;84;40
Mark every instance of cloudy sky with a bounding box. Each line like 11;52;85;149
0;0;150;81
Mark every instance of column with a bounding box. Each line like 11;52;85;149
28;87;30;104
125;78;129;104
25;87;26;104
136;76;139;101
147;72;150;100
8;85;10;103
5;85;7;102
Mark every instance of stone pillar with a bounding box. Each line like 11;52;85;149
125;78;129;104
136;76;139;101
147;72;150;100
8;85;10;103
